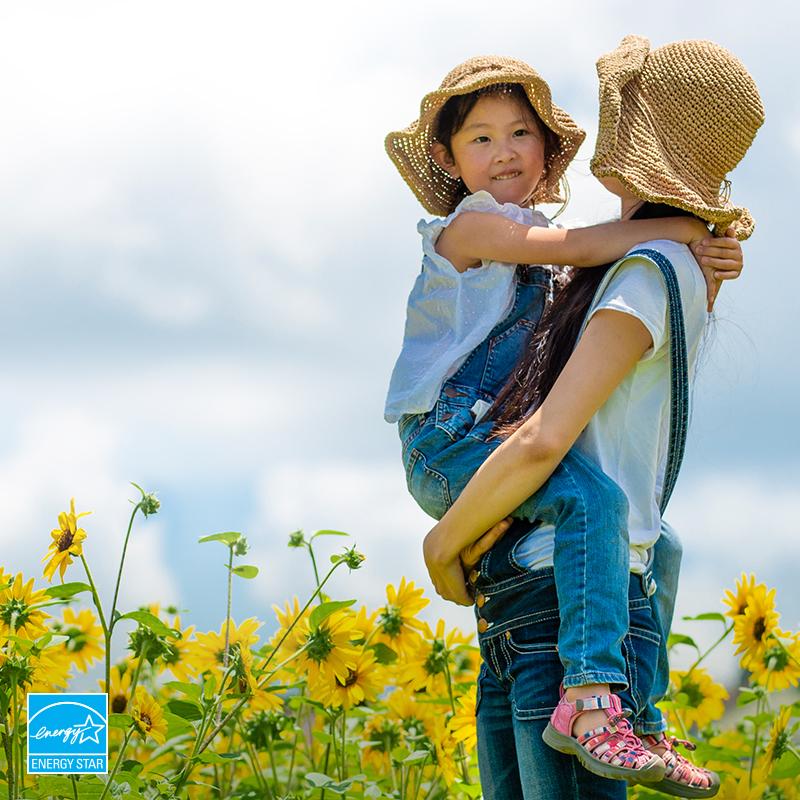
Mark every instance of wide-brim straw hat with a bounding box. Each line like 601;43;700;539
591;36;764;240
386;56;586;215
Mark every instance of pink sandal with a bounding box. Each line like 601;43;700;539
640;733;720;797
542;693;665;783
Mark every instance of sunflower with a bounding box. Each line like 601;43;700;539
447;685;477;753
745;630;800;692
131;687;168;745
733;585;780;664
189;617;260;687
387;686;437;731
760;706;794;779
668;668;729;730
715;775;769;800
309;648;383;710
100;664;134;714
0;572;50;640
292;609;360;685
351;605;378;643
158;617;197;683
54;608;103;673
376;578;429;658
723;573;759;619
42;498;90;582
400;619;472;695
361;715;403;773
269;596;311;669
430;714;459;787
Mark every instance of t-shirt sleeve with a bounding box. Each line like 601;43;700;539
585;256;668;360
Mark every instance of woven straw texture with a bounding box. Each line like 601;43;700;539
386;56;586;215
591;35;764;240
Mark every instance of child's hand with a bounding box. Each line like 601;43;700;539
689;227;744;312
459;518;513;571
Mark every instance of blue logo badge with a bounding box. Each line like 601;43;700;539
27;693;108;774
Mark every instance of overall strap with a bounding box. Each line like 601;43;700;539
627;249;689;513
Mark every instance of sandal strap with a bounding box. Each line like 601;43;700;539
573;695;614;712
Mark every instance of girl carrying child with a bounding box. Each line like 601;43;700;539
385;41;761;796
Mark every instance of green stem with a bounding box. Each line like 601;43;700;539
80;554;111;694
748;696;764;788
109;504;141;632
320;738;331;800
98;728;134;800
266;735;281;795
238;722;271;798
216;545;235;728
194;559;347;758
307;543;321;588
340;708;347;781
2;724;13;800
12;688;21;800
686;623;734;677
412;753;429;800
70;774;78;800
443;655;470;785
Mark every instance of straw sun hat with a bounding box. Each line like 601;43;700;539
386;56;586;216
591;35;764;240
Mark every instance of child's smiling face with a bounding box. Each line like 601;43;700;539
434;92;546;207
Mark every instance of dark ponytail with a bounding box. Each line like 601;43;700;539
489;203;702;436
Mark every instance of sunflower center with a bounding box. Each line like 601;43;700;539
306;628;334;663
424;640;449;676
57;531;75;552
140;712;152;730
1;598;31;629
337;669;359;689
753;618;767;641
111;694;128;713
216;641;242;665
379;605;403;637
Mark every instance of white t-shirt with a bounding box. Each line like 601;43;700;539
514;239;709;573
383;191;550;423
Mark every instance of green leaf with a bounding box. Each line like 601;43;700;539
452;781;484;798
231;565;259;579
309;599;356;630
165;699;203;721
305;772;336;788
44;582;92;599
196;751;243;764
367;642;398;665
109;713;133;729
403;749;430;764
164;710;194;738
198;531;241;545
118;610;178;638
310;529;350;541
744;712;774;726
682;612;728;624
667;633;699;651
164;681;202;702
772;749;800;779
736;688;759;706
313;730;333;745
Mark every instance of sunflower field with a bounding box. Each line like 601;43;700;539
1;488;798;799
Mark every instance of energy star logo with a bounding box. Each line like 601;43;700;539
27;693;108;774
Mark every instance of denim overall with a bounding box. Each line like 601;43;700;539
399;264;632;690
470;249;690;798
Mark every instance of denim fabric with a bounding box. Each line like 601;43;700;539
473;522;661;799
635;520;682;735
399;267;632;689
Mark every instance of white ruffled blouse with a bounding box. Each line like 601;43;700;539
384;190;550;423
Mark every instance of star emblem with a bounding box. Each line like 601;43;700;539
73;714;105;745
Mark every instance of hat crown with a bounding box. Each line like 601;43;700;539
439;55;542;92
636;40;765;180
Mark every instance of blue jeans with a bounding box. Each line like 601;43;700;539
473;522;662;799
399;267;631;689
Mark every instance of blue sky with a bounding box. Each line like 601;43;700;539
1;1;797;678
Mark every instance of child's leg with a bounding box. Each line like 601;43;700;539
516;448;631;694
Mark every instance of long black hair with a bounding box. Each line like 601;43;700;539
490;202;702;436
